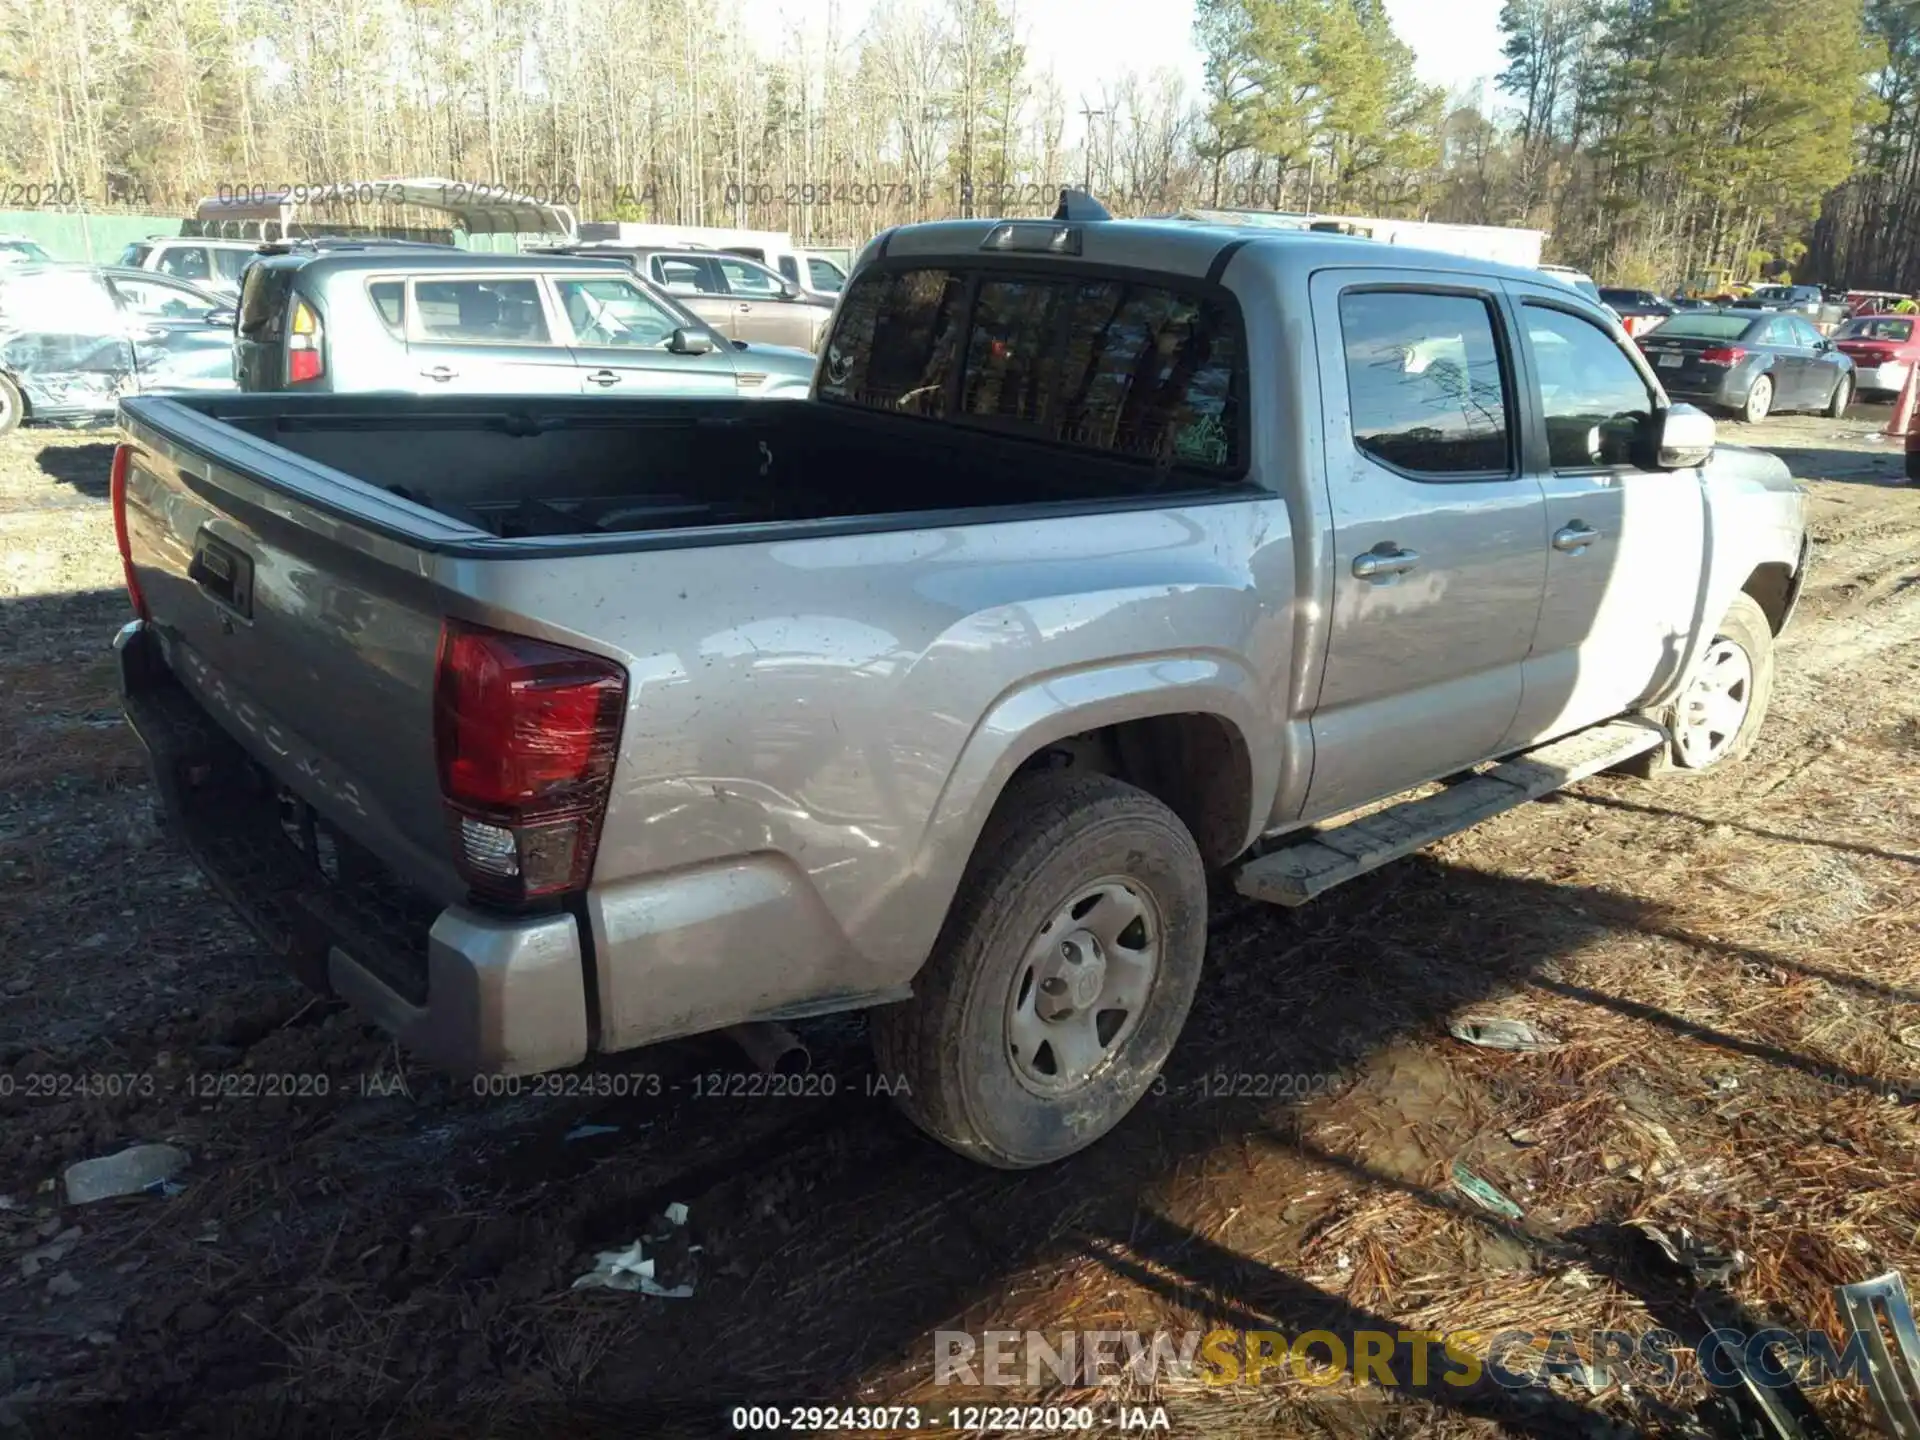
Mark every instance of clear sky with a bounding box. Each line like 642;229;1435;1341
741;0;1510;137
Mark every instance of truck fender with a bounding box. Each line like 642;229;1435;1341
880;654;1271;970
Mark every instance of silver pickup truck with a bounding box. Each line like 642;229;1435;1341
110;212;1809;1168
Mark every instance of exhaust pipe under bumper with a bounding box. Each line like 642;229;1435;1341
725;1021;811;1076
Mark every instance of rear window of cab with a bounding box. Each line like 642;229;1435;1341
819;265;1245;472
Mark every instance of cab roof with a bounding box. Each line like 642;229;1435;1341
873;217;1571;292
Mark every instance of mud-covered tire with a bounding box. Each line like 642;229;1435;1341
0;373;22;436
870;771;1207;1169
1632;593;1776;779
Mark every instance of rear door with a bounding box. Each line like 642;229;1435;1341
1757;316;1812;406
649;255;738;338
0;267;134;418
1303;270;1547;817
404;273;579;393
1505;289;1706;744
550;273;736;395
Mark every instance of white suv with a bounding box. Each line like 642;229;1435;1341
117;237;260;299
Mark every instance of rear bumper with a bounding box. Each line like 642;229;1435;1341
1853;362;1911;395
1656;371;1748;408
115;619;588;1075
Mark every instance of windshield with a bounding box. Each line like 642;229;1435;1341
1751;286;1793;302
1646;313;1755;340
1839;317;1914;342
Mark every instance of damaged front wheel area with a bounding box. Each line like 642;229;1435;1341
870;771;1207;1169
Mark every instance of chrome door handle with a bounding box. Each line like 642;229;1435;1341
1352;547;1420;580
737;303;753;312
1553;523;1601;552
419;365;457;382
586;369;620;387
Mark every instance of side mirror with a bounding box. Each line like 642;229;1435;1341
1655;403;1716;469
779;281;802;300
207;307;236;328
668;326;715;356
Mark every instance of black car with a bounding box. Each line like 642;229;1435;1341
0;263;236;434
1637;309;1855;423
1599;287;1676;322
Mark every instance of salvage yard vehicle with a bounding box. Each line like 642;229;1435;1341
1636;308;1854;422
541;244;837;353
1831;313;1920;399
116;237;264;300
0;263;235;434
233;247;816;398
110;204;1810;1169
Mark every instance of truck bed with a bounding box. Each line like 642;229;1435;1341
132;394;1254;546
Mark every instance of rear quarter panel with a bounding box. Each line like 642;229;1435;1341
476;498;1296;1044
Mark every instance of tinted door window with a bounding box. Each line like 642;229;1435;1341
157;246;211;282
553;277;679;346
1788;316;1824;348
1339;289;1511;476
717;257;783;298
807;257;845;292
654;256;721;295
411;279;551;344
1523;303;1655;469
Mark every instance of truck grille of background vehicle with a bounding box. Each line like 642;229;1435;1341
433;619;627;908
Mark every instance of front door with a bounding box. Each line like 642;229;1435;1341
404;275;580;393
1302;271;1548;820
550;274;737;396
106;272;235;393
714;256;816;350
1503;288;1708;746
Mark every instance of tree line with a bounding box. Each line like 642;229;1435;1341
0;0;1913;287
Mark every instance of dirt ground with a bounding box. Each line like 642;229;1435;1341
0;410;1916;1440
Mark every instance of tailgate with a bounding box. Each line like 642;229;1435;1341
117;398;472;902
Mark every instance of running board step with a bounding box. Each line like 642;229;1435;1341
1233;718;1666;907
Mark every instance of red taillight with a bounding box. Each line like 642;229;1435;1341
109;444;148;620
433;620;626;905
287;298;324;384
1699;346;1747;366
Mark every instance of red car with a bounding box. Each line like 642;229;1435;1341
1831;314;1920;400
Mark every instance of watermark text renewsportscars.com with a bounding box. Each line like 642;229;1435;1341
934;1325;1878;1394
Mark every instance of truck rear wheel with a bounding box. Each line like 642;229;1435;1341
871;771;1206;1169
